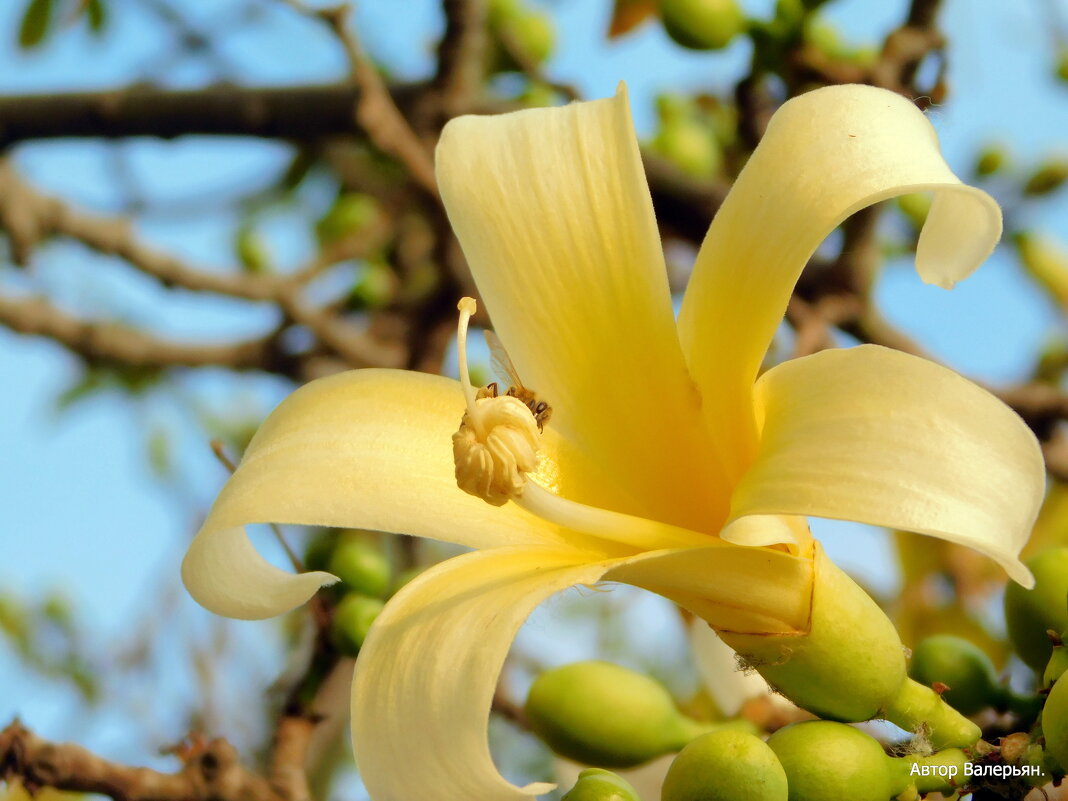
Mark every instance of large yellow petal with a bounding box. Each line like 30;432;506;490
678;84;1002;480
182;369;620;621
351;541;814;800
729;345;1043;587
352;546;606;801
436;86;731;533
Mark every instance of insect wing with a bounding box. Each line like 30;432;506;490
484;329;525;390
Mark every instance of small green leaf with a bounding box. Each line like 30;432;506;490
18;0;55;49
86;0;107;33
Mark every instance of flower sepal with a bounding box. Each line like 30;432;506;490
719;545;980;749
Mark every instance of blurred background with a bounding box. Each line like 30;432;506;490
1;0;1068;798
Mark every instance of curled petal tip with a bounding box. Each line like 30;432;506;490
182;525;337;621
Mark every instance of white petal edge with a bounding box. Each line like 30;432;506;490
729;345;1043;587
677;84;1002;480
181;369;621;621
351;546;613;801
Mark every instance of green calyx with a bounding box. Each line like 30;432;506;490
525;661;750;767
662;730;788;801
561;769;642;801
719;547;980;749
1004;547;1068;671
768;721;966;801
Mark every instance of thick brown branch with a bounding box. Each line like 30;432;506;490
435;0;489;115
0;721;285;801
0;85;385;148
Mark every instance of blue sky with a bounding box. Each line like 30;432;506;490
1;0;1067;779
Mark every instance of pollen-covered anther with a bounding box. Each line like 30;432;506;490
453;395;540;505
452;297;543;505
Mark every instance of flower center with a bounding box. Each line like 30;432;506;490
452;298;541;506
451;299;712;551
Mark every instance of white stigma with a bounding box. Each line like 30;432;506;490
452;298;540;506
449;298;713;552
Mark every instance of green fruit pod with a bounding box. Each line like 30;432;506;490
525;661;711;767
561;768;641;801
662;730;788;801
328;538;391;598
1004;547;1068;671
1045;674;1068;773
659;0;745;51
767;721;894;801
909;635;1000;715
330;593;384;656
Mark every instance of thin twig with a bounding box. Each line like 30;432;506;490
279;0;439;197
209;440;304;574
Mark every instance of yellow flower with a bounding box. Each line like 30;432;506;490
181;84;1044;800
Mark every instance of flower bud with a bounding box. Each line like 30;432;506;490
1023;160;1068;196
1014;232;1068;309
328;538;391;598
561;768;641;801
525;661;747;767
661;730;788;801
330;593;384;656
1044;638;1068;689
974;144;1008;177
658;0;745;51
910;635;1000;715
1004;547;1068;671
767;721;896;801
1044;672;1068;773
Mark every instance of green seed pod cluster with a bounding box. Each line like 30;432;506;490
304;531;395;657
525;661;752;767
658;0;745;51
1004;548;1068;671
561;768;641;801
662;730;788;801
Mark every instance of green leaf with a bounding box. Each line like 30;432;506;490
86;0;107;33
18;0;55;49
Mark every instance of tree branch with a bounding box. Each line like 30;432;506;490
435;0;489;116
0;294;286;370
0;721;288;801
0;85;386;148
